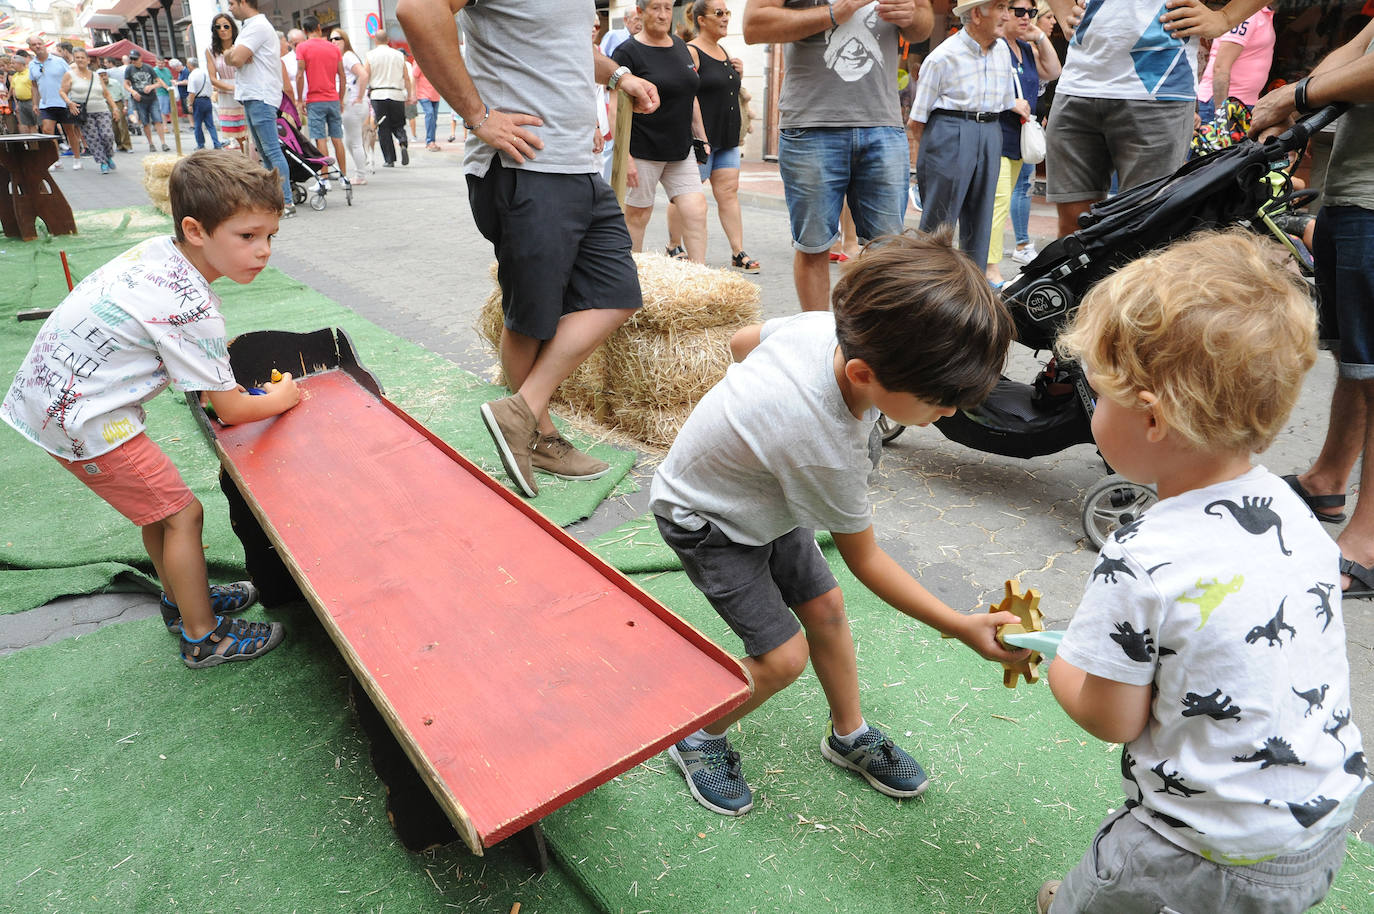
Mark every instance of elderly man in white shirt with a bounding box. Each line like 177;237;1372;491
908;0;1027;272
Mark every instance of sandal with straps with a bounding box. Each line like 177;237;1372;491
160;581;260;633
665;244;689;261
731;251;760;273
1339;557;1374;601
1283;474;1346;524
181;615;284;668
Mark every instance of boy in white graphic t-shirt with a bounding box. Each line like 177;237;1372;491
2;151;300;670
1038;230;1368;913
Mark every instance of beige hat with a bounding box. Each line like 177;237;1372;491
951;0;998;17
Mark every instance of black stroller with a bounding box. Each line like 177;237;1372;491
881;105;1345;548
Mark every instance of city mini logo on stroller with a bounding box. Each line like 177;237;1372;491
276;94;352;211
881;105;1345;549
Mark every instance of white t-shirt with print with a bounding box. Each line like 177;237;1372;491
649;311;875;546
1058;466;1368;862
2;237;237;461
1057;0;1200;101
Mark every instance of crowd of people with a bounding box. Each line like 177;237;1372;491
0;12;460;200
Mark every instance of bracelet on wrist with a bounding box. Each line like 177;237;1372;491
828;2;837;27
464;103;491;131
1292;76;1313;114
608;65;631;92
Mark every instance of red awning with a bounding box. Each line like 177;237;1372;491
86;38;158;60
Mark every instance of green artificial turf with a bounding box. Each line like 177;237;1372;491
0;208;636;615
549;516;1374;914
0;608;599;914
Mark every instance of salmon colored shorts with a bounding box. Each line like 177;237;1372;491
54;433;196;526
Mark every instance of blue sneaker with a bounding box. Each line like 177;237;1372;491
180;615;283;669
160;581;259;633
668;735;753;816
821;725;928;798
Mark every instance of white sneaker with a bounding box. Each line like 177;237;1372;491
49;161;62;171
72;159;82;170
1010;244;1038;265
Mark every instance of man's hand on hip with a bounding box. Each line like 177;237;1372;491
474;108;545;163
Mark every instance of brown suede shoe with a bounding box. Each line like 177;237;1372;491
1037;879;1061;914
479;394;539;497
530;433;610;481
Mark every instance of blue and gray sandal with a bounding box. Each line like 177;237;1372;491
180;615;284;669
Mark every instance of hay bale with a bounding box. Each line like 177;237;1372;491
627;253;760;332
602;326;734;409
142;154;180;215
476;285;503;351
143;153;180;179
606;400;696;449
477;255;758;448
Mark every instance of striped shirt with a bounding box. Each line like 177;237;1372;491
908;29;1016;123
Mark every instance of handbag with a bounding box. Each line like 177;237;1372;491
1012;66;1044;165
72;76;94;125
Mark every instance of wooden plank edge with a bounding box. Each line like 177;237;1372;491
214;445;487;857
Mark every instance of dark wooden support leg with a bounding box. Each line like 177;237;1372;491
219;468;303;606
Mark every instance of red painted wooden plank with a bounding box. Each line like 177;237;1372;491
213;369;750;851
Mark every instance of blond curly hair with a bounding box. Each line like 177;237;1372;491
1057;229;1317;455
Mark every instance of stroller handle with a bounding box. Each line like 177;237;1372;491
1265;104;1347;155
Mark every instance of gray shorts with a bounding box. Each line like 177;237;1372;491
1050;807;1347;914
655;515;838;658
1045;95;1194;203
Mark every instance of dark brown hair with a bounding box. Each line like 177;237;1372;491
170;149;284;241
832;228;1013;408
210;13;239;55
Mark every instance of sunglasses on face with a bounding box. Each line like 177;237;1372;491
1010;7;1035;16
330;35;343;40
710;8;730;16
216;23;232;29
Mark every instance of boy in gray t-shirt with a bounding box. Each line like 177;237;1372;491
649;230;1030;815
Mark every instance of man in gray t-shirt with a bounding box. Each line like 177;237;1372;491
1248;20;1374;599
398;0;660;498
743;0;931;311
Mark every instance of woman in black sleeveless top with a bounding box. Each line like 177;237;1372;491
687;0;759;273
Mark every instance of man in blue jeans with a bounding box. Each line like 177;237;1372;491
743;0;932;311
225;0;295;215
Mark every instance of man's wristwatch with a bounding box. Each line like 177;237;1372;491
1293;76;1314;114
608;65;630;92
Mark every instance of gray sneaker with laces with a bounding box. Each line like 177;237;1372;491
530;433;610;481
821;724;928;798
668;735;754;816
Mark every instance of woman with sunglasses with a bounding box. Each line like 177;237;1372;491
687;0;760;272
330;28;372;184
985;0;1060;283
205;13;250;155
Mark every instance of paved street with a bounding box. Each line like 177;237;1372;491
10;131;1372;839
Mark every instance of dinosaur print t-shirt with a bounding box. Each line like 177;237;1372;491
1059;466;1368;862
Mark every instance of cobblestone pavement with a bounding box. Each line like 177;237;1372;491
12;132;1372;838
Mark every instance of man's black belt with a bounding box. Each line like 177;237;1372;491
932;108;999;123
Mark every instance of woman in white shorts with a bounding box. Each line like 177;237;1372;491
611;0;709;263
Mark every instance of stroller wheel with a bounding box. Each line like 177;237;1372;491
292;184;307;205
1082;474;1158;550
309;193;327;212
876;412;906;444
